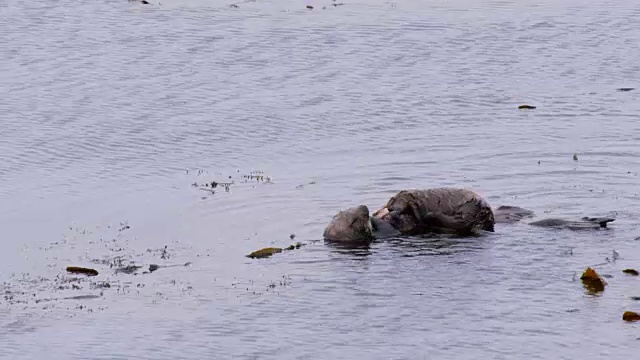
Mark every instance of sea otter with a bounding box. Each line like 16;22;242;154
322;188;614;244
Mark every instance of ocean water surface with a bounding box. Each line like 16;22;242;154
1;0;640;358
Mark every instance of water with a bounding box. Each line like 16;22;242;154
2;0;640;358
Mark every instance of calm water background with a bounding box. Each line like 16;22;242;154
2;0;640;358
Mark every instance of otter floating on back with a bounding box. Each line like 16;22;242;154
323;187;615;244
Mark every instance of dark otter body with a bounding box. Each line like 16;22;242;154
371;188;495;236
323;188;496;243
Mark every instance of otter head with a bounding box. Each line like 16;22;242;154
323;205;375;244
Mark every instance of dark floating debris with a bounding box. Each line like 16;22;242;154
149;264;160;273
617;88;635;92
580;267;607;294
64;294;102;300
623;269;639;276
630;296;640;301
623;311;640;322
66;267;99;277
115;265;143;275
306;5;313;9
573;153;578;161
241;171;270;183
118;222;130;232
92;281;111;289
518;105;536;109
191;170;271;196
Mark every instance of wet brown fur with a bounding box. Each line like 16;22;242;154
323;205;374;243
372;188;495;236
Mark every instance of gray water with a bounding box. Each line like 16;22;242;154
2;0;640;358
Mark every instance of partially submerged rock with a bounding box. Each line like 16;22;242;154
623;268;639;276
580;267;607;293
623;311;640;322
247;247;283;259
66;266;99;276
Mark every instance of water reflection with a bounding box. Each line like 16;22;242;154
383;234;489;257
324;240;374;257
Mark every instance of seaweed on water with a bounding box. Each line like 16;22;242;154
246;247;283;259
623;311;640;322
580;267;607;294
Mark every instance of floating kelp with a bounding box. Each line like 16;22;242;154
623;311;640;322
617;88;635;92
623;268;639;276
518;104;536;109
66;266;99;276
247;242;305;259
580;267;607;293
4;221;200;315
246;247;283;259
